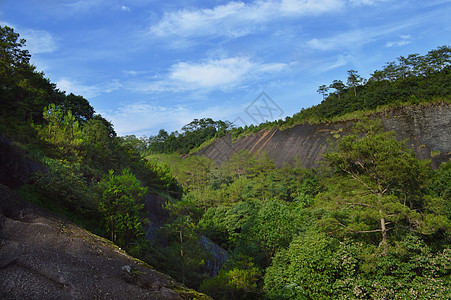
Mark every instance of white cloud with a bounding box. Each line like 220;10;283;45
279;0;343;14
311;54;354;74
349;0;388;6
56;78;122;98
121;5;131;12
122;70;149;77
131;57;289;93
149;0;345;39
63;0;105;12
385;35;412;47
21;29;58;54
306;8;444;52
306;21;416;51
0;23;57;55
170;57;254;88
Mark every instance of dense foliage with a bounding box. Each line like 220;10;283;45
146;118;233;154
2;25;451;299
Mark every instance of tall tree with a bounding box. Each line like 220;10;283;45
97;169;147;247
329;80;345;100
317;84;329;100
346;70;364;96
322;121;430;254
0;25;32;92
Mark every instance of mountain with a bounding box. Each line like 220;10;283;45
196;102;451;169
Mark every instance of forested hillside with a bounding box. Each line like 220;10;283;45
1;25;451;299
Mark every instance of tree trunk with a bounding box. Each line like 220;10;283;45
179;216;185;285
379;211;388;255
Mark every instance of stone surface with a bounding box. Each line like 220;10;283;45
0;184;210;299
197;102;451;168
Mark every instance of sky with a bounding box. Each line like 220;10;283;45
1;0;450;136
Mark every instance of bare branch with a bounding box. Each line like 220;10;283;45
344;202;376;209
338;222;382;233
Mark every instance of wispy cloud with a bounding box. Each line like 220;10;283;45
131;56;289;93
306;18;426;51
121;5;131;12
349;0;389;5
63;0;106;13
306;7;446;52
21;29;58;54
56;78;122;98
385;35;412;47
148;0;344;40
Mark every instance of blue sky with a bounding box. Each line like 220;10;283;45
1;0;450;136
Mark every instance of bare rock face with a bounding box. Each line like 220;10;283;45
0;184;210;299
197;102;451;168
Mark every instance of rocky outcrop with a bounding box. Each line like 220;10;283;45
143;193;170;241
0;184;210;299
197;102;451;168
199;236;227;277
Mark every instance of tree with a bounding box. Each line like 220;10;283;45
0;25;32;92
425;45;451;72
81;118;115;169
97;169;147;248
264;232;340;299
317;84;329;100
199;255;261;299
322;120;430;254
253;199;297;265
61;93;95;122
329;80;345;100
381;62;399;81
164;197;206;286
397;56;410;79
36;103;83;157
121;134;148;154
0;25;53;122
369;69;386;82
346;70;364;96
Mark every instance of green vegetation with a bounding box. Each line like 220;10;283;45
97;169;147;248
146;118;233;155
230;45;451;139
2;25;451;298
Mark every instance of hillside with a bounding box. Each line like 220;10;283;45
196;101;451;168
0;183;209;299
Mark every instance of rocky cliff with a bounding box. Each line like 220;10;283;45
0;184;210;299
197;102;451;168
